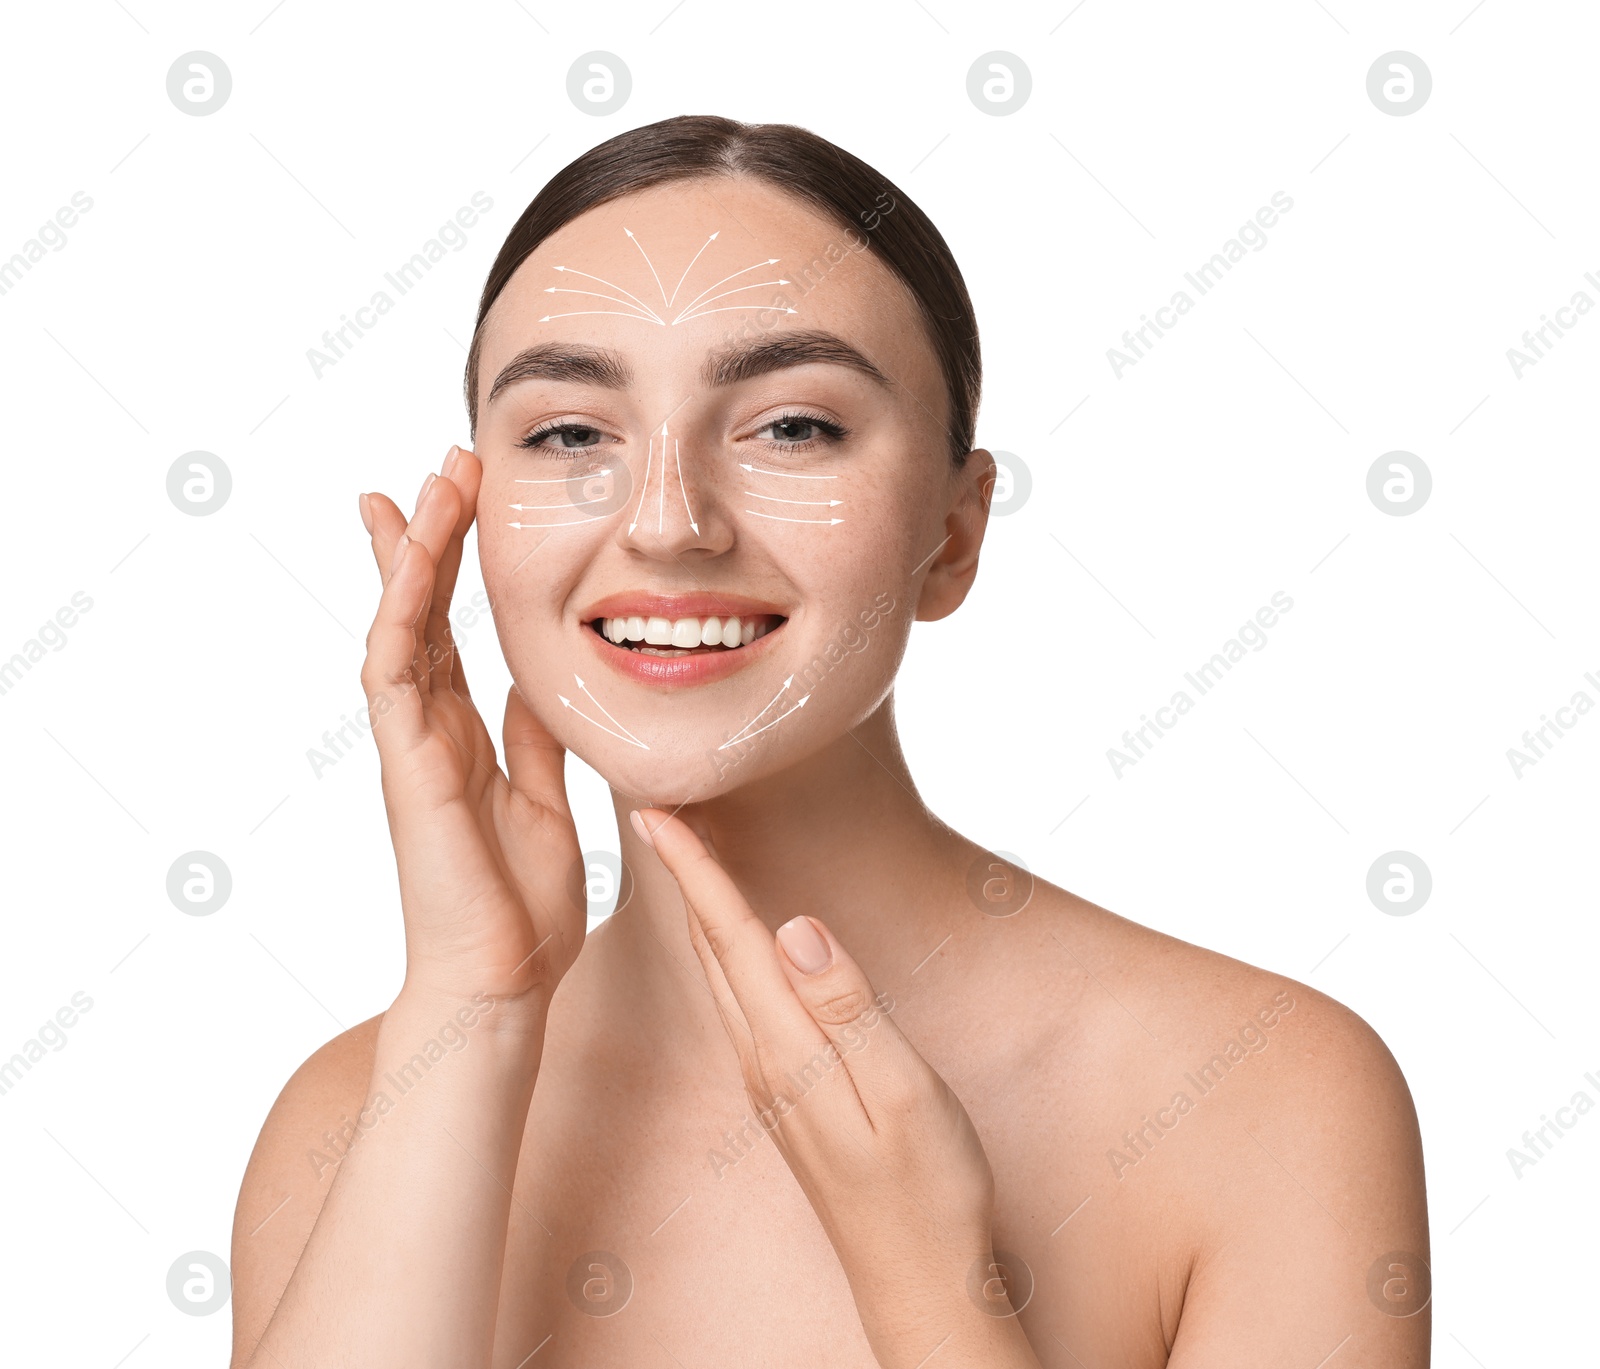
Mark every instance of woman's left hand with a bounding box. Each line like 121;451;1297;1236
632;808;1042;1368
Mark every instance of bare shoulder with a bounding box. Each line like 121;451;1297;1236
1020;882;1430;1363
228;1014;384;1366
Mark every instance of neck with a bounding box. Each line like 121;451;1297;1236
589;694;966;1041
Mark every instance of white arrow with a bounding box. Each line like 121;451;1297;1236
515;470;611;483
675;306;797;323
509;520;589;530
740;463;837;480
745;492;842;507
552;264;661;319
673;258;780;317
721;674;795;745
509;498;607;511
717;694;810;749
559;694;650;749
745;511;844;526
542;288;662;323
629;439;655;534
674;438;699;535
574;673;646;745
672;280;790;325
541;310;665;325
667;231;718;307
624;228;669;306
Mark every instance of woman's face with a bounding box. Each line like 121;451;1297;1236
471;176;986;806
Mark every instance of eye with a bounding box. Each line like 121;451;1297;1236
755;412;849;448
518;421;607;453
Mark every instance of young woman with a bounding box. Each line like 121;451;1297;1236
229;115;1429;1368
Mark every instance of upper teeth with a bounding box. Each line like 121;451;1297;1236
601;615;771;648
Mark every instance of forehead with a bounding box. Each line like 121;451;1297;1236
478;176;936;396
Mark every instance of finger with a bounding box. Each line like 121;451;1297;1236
773;914;920;1114
502;682;570;820
417;448;482;695
358;532;434;755
636;809;816;1045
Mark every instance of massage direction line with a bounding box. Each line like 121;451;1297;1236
629;438;655;535
573;673;647;747
721;674;795;746
674;437;699;535
673;257;779;317
551;265;662;320
624;228;670;306
558;694;650;749
656;425;666;533
544;287;662;322
668;231;718;306
674;305;797;322
540;310;667;324
739;463;837;480
745;491;842;508
746;510;844;526
673;279;790;324
718;695;811;749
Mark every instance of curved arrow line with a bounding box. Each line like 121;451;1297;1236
670;280;788;325
559;695;650;749
624;228;669;305
552;265;661;318
674;258;780;316
717;696;810;749
668;231;718;306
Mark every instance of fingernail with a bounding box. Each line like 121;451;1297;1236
629;809;656;849
777;916;832;975
358;492;373;534
442;444;461;477
418;471;437;506
393;534;412;570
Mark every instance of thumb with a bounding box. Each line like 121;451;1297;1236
774;916;915;1107
502;683;571;820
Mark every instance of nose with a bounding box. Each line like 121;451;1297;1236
617;421;729;558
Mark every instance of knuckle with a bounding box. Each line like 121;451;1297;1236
807;983;875;1029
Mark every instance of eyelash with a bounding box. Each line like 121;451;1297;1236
515;411;850;455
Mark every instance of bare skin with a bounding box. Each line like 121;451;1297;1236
229;178;1429;1368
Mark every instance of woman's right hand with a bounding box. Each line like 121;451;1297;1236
359;444;584;1011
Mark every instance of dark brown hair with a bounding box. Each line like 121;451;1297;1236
463;114;980;463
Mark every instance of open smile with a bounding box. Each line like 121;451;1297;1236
580;596;789;687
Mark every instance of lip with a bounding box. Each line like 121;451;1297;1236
581;606;787;688
580;591;788;621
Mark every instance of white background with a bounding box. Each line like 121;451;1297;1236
1;1;1595;1363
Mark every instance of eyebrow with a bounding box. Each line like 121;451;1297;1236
700;330;893;391
485;329;892;409
486;343;632;407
